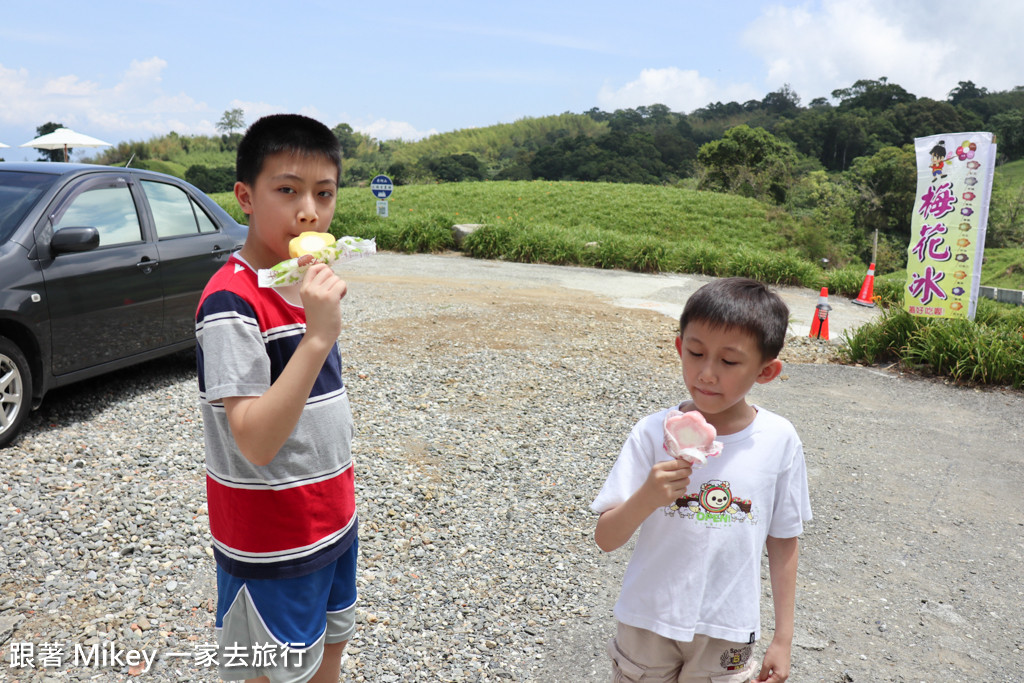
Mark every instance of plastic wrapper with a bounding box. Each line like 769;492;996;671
257;236;376;288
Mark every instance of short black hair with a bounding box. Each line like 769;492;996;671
236;114;342;186
679;278;789;360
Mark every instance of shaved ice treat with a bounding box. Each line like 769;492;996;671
258;235;376;288
663;409;723;465
289;231;336;258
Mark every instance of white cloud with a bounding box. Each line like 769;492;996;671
742;0;1024;102
596;0;1024;119
0;58;212;143
597;67;761;113
357;118;439;141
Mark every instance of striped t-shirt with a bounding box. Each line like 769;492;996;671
196;255;356;579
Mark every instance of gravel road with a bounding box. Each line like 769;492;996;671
2;253;1022;682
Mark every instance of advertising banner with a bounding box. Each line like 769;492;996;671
904;132;996;320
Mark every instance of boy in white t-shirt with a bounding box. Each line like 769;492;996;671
592;277;812;683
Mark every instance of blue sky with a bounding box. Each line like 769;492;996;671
2;0;1020;162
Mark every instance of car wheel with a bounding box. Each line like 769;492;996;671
0;336;32;449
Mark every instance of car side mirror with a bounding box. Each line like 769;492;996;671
51;227;100;254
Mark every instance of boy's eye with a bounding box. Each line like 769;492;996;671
318;190;335;199
278;186;296;194
686;350;703;358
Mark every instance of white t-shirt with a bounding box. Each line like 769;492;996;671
591;402;812;643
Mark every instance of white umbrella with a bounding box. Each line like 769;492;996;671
0;142;9;148
20;127;112;161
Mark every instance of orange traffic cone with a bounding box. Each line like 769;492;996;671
852;263;876;307
809;287;831;340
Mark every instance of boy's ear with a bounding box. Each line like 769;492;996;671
755;358;784;384
234;181;254;216
674;335;683;358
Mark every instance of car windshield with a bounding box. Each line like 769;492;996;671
0;171;59;244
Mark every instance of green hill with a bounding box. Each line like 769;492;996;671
388;113;607;168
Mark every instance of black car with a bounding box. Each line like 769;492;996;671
0;162;246;447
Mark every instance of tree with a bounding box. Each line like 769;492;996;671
697;125;798;203
990;110;1024;160
762;84;801;116
885;99;976;144
185;164;236;193
831;77;915;111
34;121;66;162
423;153;485;182
216;108;245;135
332;123;361;159
947;80;988;107
846;145;917;269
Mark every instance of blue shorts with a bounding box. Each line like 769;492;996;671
215;539;357;682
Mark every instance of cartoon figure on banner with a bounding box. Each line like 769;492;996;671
929;140;955;182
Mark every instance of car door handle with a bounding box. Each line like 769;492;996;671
136;258;160;274
211;244;233;256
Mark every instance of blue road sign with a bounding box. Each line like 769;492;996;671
370;175;394;199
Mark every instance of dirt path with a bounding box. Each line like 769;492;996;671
342;253;1024;683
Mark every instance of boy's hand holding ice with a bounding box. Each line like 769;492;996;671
258;232;376;288
632;408;724;513
299;262;346;350
595;457;692;552
640;457;693;509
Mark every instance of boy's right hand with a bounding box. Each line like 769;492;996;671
299;262;347;347
639;458;693;508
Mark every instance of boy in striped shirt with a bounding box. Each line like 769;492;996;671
196;114;356;683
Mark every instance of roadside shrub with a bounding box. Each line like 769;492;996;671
841;307;927;364
676;243;728;276
515;225;584;265
724;248;818;285
842;304;1024;388
462;223;518;260
395;214;456;252
624;239;670;273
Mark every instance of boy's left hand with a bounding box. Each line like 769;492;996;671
755;639;790;682
299;262;347;346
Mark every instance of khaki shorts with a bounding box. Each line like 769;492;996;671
607;622;758;683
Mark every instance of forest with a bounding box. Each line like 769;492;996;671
84;77;1024;274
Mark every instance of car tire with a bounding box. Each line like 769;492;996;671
0;336;32;449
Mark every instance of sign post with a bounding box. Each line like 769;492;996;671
904;132;996;320
370;174;393;218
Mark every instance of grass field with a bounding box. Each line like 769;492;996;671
211;179;1023;388
982;248;1024;289
214;180;864;294
211;178;1022;289
995;158;1024;187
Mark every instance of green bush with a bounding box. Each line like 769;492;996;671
461;223;518;260
135;159;188;179
842;304;1024;388
186;165;235;193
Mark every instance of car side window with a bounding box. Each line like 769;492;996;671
143;181;219;238
53;185;142;246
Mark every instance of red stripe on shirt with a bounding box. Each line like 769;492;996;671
207;468;355;555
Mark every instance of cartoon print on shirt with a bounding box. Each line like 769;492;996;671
665;479;755;525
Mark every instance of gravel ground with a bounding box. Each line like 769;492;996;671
2;254;1022;682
